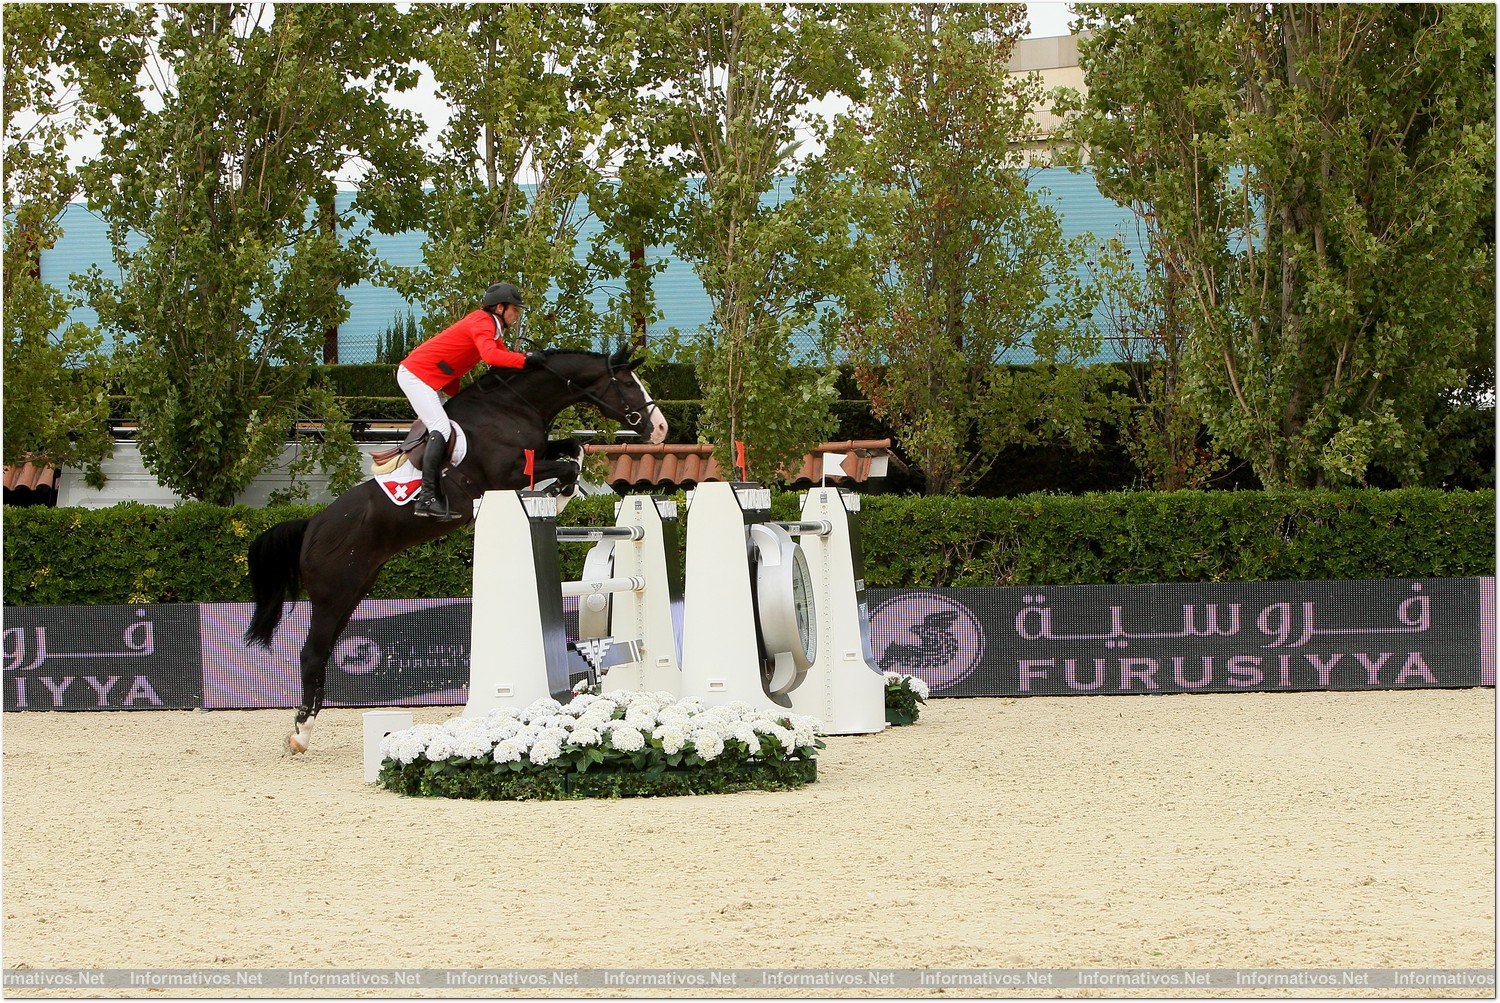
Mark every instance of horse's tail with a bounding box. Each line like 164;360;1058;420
244;518;309;648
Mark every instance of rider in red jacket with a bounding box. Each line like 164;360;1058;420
397;281;539;519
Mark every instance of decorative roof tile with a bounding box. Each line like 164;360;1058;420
583;439;901;491
3;461;60;507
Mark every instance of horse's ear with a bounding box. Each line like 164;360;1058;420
610;345;639;370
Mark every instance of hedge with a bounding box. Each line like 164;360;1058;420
4;489;1491;607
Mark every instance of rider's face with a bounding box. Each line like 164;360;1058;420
500;303;522;329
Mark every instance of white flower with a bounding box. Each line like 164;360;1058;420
441;716;475;736
424;733;458;762
484;706;522;721
586;698;621;719
610;726;645;752
569;727;602;748
673;697;705;715
529;739;562;766
454;732;493;760
885;670;903;684
730;722;761;755
908;676;930;700
691;728;724;761
578;713;613;735
486;721;522;743
624;707;657;731
492;739;525;764
567;694;600;714
523;697;563;720
758;725;795;755
383;731;425;765
653;724;686;755
790;718;819;749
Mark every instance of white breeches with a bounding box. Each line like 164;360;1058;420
396;365;452;440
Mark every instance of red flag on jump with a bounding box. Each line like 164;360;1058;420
733;440;747;480
524;448;535;488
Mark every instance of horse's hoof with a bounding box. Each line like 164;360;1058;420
286;717;315;755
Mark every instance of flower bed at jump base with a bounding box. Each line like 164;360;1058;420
884;672;930;726
377;690;824;800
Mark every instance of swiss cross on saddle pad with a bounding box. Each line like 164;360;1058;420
372;422;468;506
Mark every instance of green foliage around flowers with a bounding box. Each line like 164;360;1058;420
375;690;824;800
2;488;1492;607
379;756;818;800
884;674;928;726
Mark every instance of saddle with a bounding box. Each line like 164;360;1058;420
370;421;459;475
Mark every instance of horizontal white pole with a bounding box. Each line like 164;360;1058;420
561;576;645;597
555;525;645;542
772;520;833;537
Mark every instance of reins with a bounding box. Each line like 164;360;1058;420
475;351;661;432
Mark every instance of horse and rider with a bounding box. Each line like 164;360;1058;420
245;281;669;753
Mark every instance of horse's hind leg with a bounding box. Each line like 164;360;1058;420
287;587;367;755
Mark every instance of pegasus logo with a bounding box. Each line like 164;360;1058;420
870;594;985;692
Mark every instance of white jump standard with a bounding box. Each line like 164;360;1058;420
678;482;886;735
464;490;682;717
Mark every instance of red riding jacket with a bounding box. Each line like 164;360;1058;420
401;310;527;396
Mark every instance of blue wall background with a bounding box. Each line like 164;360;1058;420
40;168;1142;365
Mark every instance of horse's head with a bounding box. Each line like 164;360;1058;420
550;347;668;444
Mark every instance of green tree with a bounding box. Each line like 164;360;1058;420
76;4;425;504
807;3;1113;495
629;3;890;481
1084;236;1223;490
2;5;143;477
376;5;638;351
1068;3;1496;488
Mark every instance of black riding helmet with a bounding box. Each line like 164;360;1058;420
481;281;524;310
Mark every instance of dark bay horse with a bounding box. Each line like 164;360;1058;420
244;347;668;754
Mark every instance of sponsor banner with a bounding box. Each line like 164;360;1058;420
3;579;1492;710
868;578;1491;697
198;596;583;709
200;599;474;709
2;604;203;710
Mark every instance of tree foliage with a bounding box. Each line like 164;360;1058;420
628;3;888;481
1;5;143;476
75;3;426;504
1068;3;1496;488
1083;236;1223;490
374;4;641;352
806;3;1113;495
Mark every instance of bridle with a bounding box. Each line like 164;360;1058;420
482;351;662;433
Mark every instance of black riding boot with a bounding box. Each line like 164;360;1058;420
413;432;460;520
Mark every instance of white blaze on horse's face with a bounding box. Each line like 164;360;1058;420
632;372;669;444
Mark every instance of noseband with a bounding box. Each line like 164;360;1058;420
526;353;661;433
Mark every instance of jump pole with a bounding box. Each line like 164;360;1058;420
464;490;680;717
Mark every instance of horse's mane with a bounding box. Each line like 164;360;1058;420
460;346;636;400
